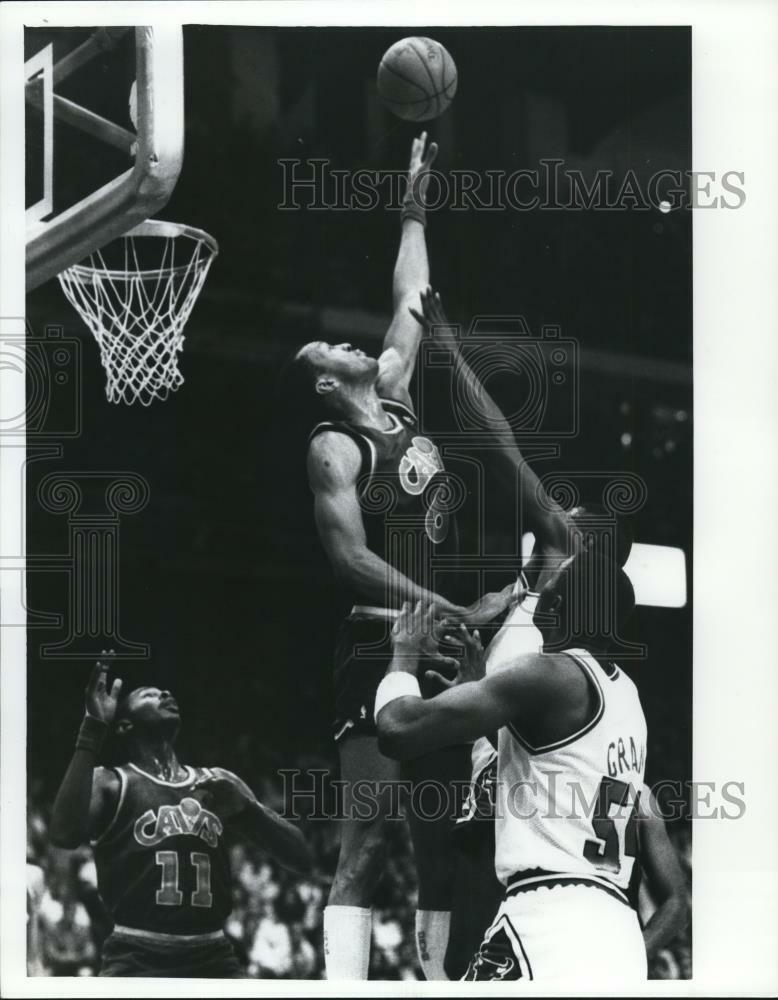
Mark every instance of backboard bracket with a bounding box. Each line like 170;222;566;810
26;25;184;291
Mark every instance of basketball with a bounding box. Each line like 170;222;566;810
377;37;457;122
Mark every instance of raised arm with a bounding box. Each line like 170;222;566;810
376;133;438;406
410;287;573;553
50;656;122;849
308;429;464;613
637;786;689;958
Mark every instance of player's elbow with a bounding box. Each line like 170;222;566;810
376;714;413;760
330;543;370;586
377;730;405;760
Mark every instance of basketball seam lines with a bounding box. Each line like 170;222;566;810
409;40;439;118
379;59;430;99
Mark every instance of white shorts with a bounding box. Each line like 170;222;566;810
462;880;647;984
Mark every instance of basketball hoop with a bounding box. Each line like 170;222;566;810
58;220;218;406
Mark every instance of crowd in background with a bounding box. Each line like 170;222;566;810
27;767;691;980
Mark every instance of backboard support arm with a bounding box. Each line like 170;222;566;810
26;25;184;291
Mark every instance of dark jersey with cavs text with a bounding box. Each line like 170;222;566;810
92;764;233;935
309;397;464;607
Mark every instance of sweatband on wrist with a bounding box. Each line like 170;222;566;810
76;714;108;754
401;186;427;227
374;671;422;722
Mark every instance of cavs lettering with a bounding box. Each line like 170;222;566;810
398;436;444;495
309;398;462;605
134;796;224;848
92;765;233;935
398;436;450;544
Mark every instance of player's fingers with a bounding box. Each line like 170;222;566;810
88;662;103;690
430;652;459;668
392;601;410;636
110;678;123;700
423;141;438;167
425;669;455;691
408;306;426;326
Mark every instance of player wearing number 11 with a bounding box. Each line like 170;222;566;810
50;654;312;977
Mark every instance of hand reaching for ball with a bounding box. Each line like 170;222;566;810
408;132;438;204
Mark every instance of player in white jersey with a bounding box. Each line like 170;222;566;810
410;287;638;974
375;551;648;983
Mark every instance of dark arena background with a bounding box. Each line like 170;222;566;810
25;26;692;979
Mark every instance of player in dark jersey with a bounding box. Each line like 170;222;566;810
284;134;514;980
49;653;312;978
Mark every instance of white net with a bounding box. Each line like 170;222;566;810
58;220;218;406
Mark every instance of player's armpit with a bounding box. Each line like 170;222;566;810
378;294;424;402
88;766;121;841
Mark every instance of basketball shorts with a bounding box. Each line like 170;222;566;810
100;927;243;978
463;879;647;983
452;748;498;855
332;612;392;741
332;610;462;742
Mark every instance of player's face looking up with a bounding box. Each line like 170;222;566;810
299;340;379;392
115;686;181;740
533;553;635;651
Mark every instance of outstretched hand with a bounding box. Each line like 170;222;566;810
408;286;453;336
85;650;122;724
390;600;460;673
451;581;521;627
407;132;439;203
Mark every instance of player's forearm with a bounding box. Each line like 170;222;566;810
642;893;689;958
50;714;107;848
332;544;462;612
50;750;98;848
448;337;566;539
392;220;429;309
235;800;313;874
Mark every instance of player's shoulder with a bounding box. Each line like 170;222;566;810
306;427;363;483
93;765;121;791
205;765;239;781
495;649;590;704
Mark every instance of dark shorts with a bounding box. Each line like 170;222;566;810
332;612;459;741
452;751;498;855
100;929;243;978
333;613;394;741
